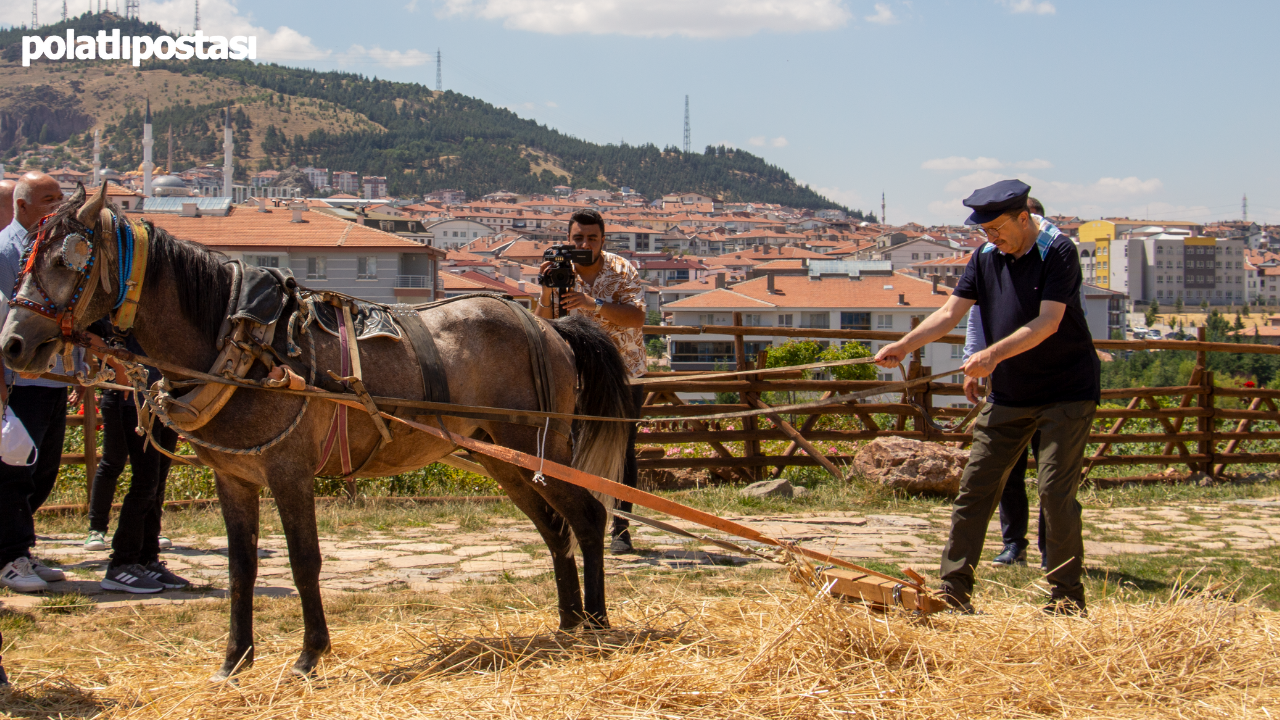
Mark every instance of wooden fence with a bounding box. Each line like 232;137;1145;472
55;319;1280;494
635;316;1280;485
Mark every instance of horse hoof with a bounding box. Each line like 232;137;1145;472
585;616;611;631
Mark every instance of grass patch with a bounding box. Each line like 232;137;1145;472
36;593;95;615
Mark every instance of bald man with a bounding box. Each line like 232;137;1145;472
0;172;70;592
0;179;15;230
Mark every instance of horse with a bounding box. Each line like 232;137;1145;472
0;184;634;680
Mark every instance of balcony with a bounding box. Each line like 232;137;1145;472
395;275;432;289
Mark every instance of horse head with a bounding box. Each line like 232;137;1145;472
0;182;121;373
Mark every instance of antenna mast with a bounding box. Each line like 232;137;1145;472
683;95;691;154
881;192;886;226
1243;193;1249;223
436;50;442;92
62;1;68;21
31;0;38;28
193;0;200;31
126;0;139;19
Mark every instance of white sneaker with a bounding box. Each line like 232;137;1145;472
157;536;172;550
29;559;65;583
1;557;49;593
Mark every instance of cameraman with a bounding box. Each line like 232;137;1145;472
534;209;647;554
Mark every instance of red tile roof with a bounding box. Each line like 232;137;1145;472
142;206;434;251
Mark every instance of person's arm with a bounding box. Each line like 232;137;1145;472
874;294;974;368
961;300;1067;378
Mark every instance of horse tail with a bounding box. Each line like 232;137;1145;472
550;315;635;514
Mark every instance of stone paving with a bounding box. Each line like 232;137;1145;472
3;495;1279;611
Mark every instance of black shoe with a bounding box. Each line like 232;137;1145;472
143;560;190;589
101;563;164;594
939;582;974;614
1043;596;1087;617
992;544;1027;567
609;529;634;555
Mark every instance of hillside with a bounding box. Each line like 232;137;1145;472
1;14;866;215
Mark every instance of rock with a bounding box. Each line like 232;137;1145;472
739;478;802;499
851;437;969;496
1187;471;1215;487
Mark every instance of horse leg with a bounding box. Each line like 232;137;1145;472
269;471;331;676
212;473;260;681
472;447;587;630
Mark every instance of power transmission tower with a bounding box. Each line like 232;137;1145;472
436;50;442;92
126;0;139;19
31;0;38;28
881;192;886;226
63;1;68;21
683;95;691;154
1243;194;1249;222
193;0;200;31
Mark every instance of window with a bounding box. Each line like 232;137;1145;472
777;314;793;327
876;314;893;329
379;220;395;232
1157;246;1164;254
697;314;720;326
1156;260;1163;269
883;252;892;261
878;372;894;382
951;373;964;384
1157;275;1164;284
743;314;764;327
306;256;326;280
951;344;963;359
357;256;378;280
253;255;279;268
911;253;919;260
802;312;830;329
840;312;870;330
924;253;932;261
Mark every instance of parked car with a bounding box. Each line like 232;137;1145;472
1147;330;1163;339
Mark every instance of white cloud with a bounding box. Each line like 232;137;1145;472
748;136;766;147
865;3;897;24
749;136;788;147
929;171;1165;223
771;136;789;147
922;156;1053;171
814;186;866;208
135;0;329;62
1000;0;1056;15
405;0;420;11
437;0;852;38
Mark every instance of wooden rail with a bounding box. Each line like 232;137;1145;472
637;324;1280;484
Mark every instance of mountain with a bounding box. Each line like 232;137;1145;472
1;14;868;217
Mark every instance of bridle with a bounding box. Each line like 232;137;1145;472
8;204;151;356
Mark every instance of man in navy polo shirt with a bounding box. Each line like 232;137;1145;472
875;179;1099;615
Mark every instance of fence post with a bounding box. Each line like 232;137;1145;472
899;317;923;432
1195;325;1215;476
81;386;98;506
733;312;755;480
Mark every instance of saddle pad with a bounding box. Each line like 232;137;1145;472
230;264;296;326
308;297;402;341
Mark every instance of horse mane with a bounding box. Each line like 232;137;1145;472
142;221;234;341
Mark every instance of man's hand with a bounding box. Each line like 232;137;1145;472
962;347;999;378
963;375;984;404
558;291;597;312
68;389;81;407
874;341;909;368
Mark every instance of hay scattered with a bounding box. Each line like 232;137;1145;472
1;578;1276;719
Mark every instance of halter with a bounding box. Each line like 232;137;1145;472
8;208;151;345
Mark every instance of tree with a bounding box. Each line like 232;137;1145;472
1145;297;1159;327
1242;302;1251;317
1200;299;1210;312
1235;313;1246;331
765;340;824;375
645;337;665;357
817;341;876;381
1174;295;1184;313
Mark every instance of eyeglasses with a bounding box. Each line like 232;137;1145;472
978;215;1014;239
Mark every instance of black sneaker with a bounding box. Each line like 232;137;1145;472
101;564;164;594
609;529;634;555
143;560;190;589
992;544;1027;567
1043;596;1087;617
939;582;974;614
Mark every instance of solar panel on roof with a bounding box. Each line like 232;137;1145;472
139;197;233;215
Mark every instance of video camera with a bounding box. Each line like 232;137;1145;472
539;244;596;318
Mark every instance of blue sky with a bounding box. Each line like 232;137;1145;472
11;0;1277;224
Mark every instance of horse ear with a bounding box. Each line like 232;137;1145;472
67;183;86;209
76;182;108;228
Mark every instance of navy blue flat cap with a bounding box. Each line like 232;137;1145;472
962;179;1031;225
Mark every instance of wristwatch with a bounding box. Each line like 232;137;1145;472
594;297;605;313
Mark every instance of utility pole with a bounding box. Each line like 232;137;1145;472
683;95;691;154
1243;193;1249;223
881;192;886;226
436;50;442;92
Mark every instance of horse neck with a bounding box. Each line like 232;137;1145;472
128;252;224;374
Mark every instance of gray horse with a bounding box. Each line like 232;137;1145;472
0;184;633;679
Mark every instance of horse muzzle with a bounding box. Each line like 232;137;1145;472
0;310;62;374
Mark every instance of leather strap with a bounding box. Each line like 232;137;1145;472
112;219;150;332
388;304;450;406
501;298;569;439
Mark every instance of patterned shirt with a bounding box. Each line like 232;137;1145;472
571;251;648;377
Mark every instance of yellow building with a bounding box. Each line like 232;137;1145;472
1078;220;1116;288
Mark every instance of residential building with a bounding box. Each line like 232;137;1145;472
144;203;444;303
363;176;388;199
333;171;359;194
425;218;497;249
302;166;329;190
